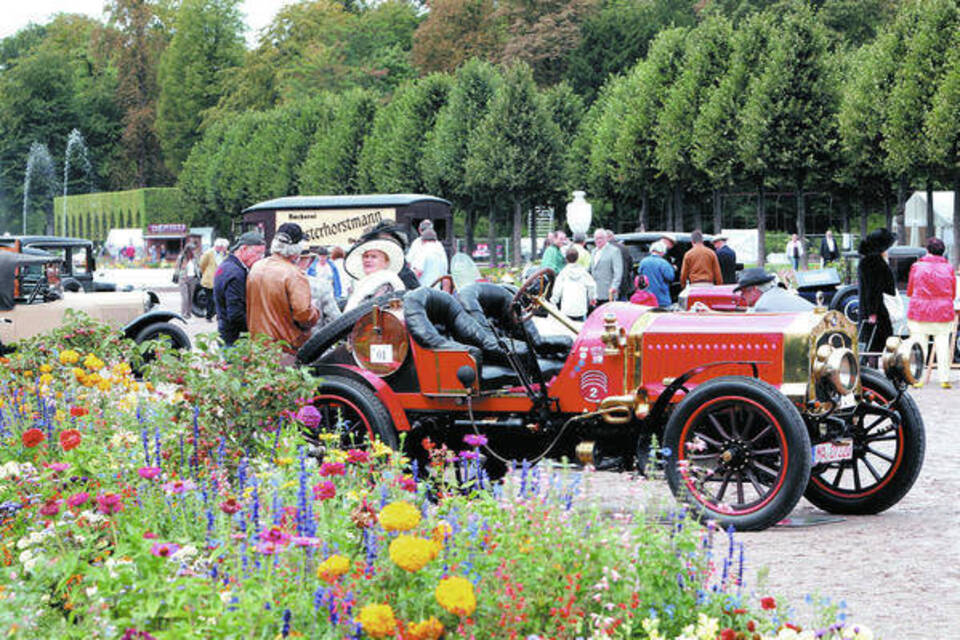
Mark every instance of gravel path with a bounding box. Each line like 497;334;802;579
146;282;957;639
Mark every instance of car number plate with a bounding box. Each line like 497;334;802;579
370;344;393;364
812;439;853;465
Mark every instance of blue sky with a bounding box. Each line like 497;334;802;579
0;1;292;47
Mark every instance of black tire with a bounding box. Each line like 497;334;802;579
829;285;859;324
804;368;924;514
297;292;404;365
135;321;191;350
192;286;210;318
663;376;811;531
305;374;399;451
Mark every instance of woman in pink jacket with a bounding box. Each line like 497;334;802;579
907;237;957;388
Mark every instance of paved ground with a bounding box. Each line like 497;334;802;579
113;268;958;639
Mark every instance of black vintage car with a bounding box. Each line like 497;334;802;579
0;235;123;292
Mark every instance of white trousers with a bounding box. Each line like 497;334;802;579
908;320;953;383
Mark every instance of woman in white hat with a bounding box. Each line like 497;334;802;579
343;237;406;312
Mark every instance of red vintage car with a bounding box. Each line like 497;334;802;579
296;269;925;531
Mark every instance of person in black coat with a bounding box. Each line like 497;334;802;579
713;236;737;284
857;228;896;353
214;231;266;346
820;229;840;265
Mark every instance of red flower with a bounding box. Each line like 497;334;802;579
39;498;61;517
719;629;736;640
319;462;345;477
69;406;89;418
219;498;242;514
747;620;756;632
59;429;82;451
761;596;777;610
312;481;336;501
96;493;124;516
22;428;45;448
345;449;370;464
397;476;417;493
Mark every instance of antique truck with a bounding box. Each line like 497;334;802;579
296;269;925;531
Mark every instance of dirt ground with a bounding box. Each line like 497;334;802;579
153;288;957;640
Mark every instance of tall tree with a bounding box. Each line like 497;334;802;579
411;0;501;74
465;62;562;264
156;0;244;174
298;88;379;194
739;4;838;246
105;0;171;187
925;27;960;266
421;59;502;252
655;15;732;233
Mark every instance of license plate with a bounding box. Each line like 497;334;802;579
812;439;854;465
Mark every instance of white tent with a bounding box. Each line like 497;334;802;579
903;191;955;257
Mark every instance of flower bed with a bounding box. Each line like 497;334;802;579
0;322;875;639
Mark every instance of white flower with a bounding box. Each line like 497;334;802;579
172;544;198;560
18;549;39;572
842;625;874;640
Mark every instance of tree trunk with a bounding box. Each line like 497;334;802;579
757;181;767;269
528;205;536;259
883;193;892;231
673;185;684;232
895;178;907;243
796;180;806;268
465;207;474;254
712;188;722;234
639;190;648;232
487;203;497;266
953;176;960;269
512;198;522;266
859;198;868;242
926;180;935;241
665;194;673;232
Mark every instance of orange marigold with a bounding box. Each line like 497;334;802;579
356;603;396;638
378;501;421;532
407;616;444;640
316;554;350;583
388;535;436;572
435;575;476;617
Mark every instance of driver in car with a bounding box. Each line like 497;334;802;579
735;268;813;313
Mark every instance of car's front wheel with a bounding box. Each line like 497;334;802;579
303;375;399;453
663;376;811;531
804;368;924;514
135;321;191;366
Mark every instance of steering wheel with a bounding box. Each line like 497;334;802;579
511;267;556;323
430;274;455;293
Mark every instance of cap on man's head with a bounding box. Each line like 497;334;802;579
231;230;265;251
713;235;728;243
733;267;776;292
275;222;304;245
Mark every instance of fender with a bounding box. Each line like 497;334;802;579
647;360;764;432
312;363;412;433
123;310;186;340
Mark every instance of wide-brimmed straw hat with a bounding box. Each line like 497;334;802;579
344;238;404;279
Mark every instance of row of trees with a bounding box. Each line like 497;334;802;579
179;0;960;264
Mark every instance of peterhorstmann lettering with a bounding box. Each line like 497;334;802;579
303;211;385;242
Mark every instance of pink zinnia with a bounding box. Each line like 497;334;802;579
318;462;345;477
219;498;242;514
464;433;488;447
150;542;180;558
138;467;162;480
96;493;124;515
45;462;70;473
67;492;89;508
296;405;322;429
261;526;290;545
161;479;197;495
312;481;336;501
345;449;370;464
143;531;158;539
39;498;61;517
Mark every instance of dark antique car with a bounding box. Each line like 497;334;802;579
0;235;123;292
295;268;925;531
0;252;190;352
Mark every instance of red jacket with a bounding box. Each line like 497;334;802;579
906;254;956;323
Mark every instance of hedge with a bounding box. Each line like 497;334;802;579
52;188;194;242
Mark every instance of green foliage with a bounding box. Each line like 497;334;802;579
156;0;245;174
298;88;379;194
411;0;502;74
924;29;960;171
358;74;453;193
54;187;190;241
11;309;140;372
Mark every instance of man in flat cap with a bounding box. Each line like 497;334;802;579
246;223;319;356
214;230;266;346
713;235;737;284
735;267;813;313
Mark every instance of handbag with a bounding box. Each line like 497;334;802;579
172;271;180;284
883;292;906;334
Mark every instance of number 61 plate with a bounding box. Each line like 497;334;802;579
812;439;854;465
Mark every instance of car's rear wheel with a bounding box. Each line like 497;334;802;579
303;375;399;453
804;368;924;514
663;376;811;531
829;285;859;324
192;286;210;317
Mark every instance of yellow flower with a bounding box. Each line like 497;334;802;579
378;501;421;532
431;521;453;544
59;350;80;365
72;367;86;382
84;373;101;388
356;603;396;639
39;364;52;373
371;440;393;457
22;370;33;378
318;432;340;442
54;409;66;422
388;535;436;572
274;457;294;466
97;379;112;392
326;449;347;463
83;354;103;371
38;373;54;386
407;616;444;640
316;554;350;583
435;576;476;617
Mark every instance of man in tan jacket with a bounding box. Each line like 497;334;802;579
679;229;722;286
246;223;319;358
198;238;228;322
